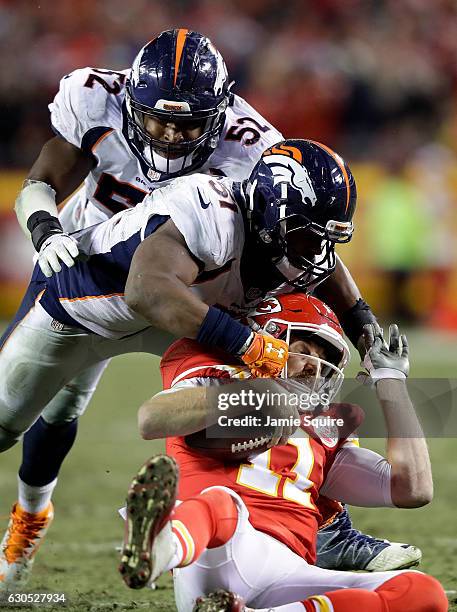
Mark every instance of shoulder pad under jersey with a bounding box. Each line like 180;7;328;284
208;94;283;180
143;174;244;270
49;67;129;152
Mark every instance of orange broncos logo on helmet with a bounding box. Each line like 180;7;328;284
263;142;303;163
264;140;352;214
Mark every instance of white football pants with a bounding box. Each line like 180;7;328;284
2;190;128;448
173;487;415;611
0;298;173;451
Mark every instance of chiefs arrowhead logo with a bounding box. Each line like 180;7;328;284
250;298;282;316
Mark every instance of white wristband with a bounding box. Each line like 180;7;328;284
371;368;407;383
237;331;255;356
15;180;58;238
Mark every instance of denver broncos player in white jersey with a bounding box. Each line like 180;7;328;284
4;28;414;587
3;138;357;587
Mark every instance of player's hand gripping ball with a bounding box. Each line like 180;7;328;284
240;333;288;378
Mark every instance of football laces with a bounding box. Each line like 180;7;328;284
231;436;271;454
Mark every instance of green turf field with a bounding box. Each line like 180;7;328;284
1;328;456;611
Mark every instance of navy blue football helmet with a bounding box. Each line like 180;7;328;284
245;139;356;289
125;29;231;180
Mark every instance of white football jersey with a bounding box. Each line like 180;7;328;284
49;67;283;223
39;174;249;339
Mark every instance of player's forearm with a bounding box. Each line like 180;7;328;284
125;226;211;339
376;379;433;508
139;384;253;439
126;271;209;338
314;254;361;313
315;255;377;351
26;136;95;204
126;270;253;357
139;388;211;439
139;378;299;440
15;137;95;247
126;226;262;362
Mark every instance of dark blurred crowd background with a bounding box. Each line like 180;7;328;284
0;0;457;327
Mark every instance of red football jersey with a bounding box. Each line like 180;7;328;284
161;338;360;563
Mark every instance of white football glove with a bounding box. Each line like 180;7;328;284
357;323;409;386
36;233;80;278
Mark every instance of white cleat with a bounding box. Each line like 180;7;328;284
365;542;422;572
0;502;54;592
150;522;176;582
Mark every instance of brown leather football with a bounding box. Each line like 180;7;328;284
184;428;272;461
184;402;364;461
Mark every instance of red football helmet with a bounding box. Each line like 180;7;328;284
246;293;350;400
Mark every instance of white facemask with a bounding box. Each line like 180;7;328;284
275;256;307;282
143;147;194;174
275;253;330;286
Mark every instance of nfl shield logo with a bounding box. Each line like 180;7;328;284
147;168;162;181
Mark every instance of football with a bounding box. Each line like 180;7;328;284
184;429;273;461
184;402;365;461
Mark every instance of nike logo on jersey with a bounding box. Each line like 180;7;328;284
197;188;211;209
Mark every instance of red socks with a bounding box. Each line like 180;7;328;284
171;488;238;566
303;572;448;612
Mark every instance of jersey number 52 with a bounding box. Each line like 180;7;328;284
225;117;270;146
83;68;127;94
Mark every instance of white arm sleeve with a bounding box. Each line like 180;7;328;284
15;181;58;237
320;445;394;507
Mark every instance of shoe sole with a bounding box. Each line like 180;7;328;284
367;558;421;571
395;559;421;570
364;559;421;572
365;548;422;572
118;455;178;589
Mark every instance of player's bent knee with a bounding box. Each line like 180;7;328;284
409;574;448;612
377;572;448;612
41;383;93;425
0;423;21;452
202;488;238;519
199;488;239;548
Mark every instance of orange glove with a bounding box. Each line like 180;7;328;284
240;333;288;378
